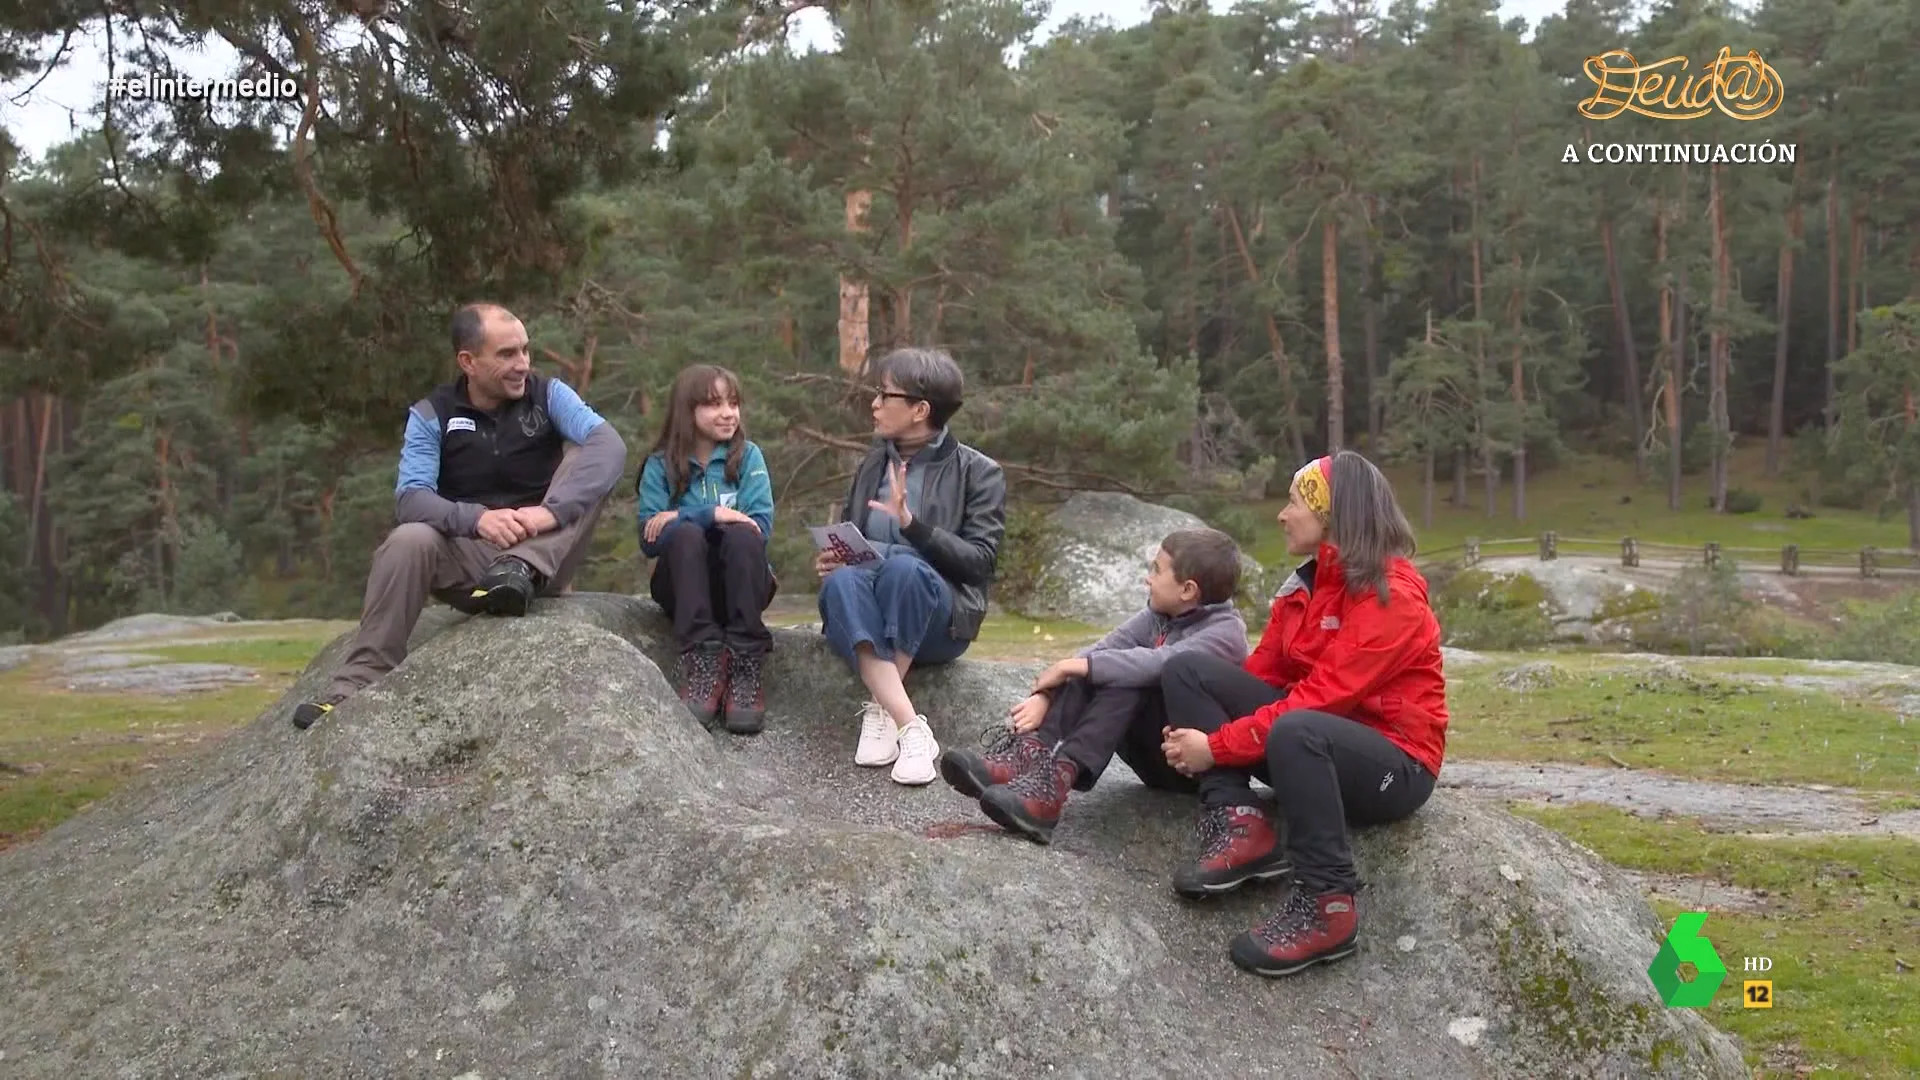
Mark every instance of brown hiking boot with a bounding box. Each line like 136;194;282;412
1230;889;1359;977
722;647;766;735
677;642;728;727
979;754;1079;845
937;727;1051;799
1171;804;1292;898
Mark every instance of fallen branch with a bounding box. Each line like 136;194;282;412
1605;752;1631;769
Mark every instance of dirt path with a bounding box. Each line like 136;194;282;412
1443;759;1920;839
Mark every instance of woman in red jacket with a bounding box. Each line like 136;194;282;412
1157;449;1447;977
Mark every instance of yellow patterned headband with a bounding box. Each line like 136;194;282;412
1293;456;1333;516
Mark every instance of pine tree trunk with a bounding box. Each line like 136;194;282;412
838;186;872;375
1600;211;1644;476
1670;166;1691;512
1709;163;1731;512
1322;215;1345;454
1452;446;1468;507
25;394;52;572
1422;446;1435;529
1470;156;1493;518
1767;160;1802;476
1510;253;1526;521
1656;196;1682;512
1225;204;1306;462
1360;197;1383;440
1184;223;1198;357
47;400;71;635
1846;206;1866;356
1824;170;1841;433
155;427;177;603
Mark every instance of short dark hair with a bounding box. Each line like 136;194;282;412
451;302;507;356
870;347;965;429
1159;528;1241;605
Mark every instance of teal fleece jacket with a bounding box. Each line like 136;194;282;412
636;441;774;558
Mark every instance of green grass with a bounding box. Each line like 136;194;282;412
140;635;346;675
0;628;345;848
966;612;1105;660
1247;447;1915;568
1446;655;1919;790
1510;803;1920;1078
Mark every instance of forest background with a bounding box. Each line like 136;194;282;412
2;0;1917;642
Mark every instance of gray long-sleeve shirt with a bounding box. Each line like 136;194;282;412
1076;600;1250;688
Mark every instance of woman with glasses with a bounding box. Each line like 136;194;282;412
816;347;1007;786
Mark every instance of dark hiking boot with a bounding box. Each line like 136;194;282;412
723;647;766;735
1229;889;1359;977
292;691;347;731
471;557;536;616
937;727;1051;799
979;754;1079;845
678;642;728;727
1171;803;1292;898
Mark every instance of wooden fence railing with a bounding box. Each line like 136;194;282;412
1414;533;1920;578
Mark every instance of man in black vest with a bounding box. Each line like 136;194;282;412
292;303;627;730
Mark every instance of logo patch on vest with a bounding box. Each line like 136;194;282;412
446;417;477;433
719;492;738;509
1321;615;1342;630
519;406;549;438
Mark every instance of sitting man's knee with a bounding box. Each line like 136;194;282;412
381;522;442;553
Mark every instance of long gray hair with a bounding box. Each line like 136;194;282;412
1324;450;1417;604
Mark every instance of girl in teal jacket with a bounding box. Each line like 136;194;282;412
637;364;776;735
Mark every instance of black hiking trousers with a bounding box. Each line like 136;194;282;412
1160;652;1435;894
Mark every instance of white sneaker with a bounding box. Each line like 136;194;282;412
854;701;899;766
891;716;940;786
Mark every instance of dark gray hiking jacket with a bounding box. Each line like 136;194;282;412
1075;601;1250;687
836;433;1007;642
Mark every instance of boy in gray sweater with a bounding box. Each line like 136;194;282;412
938;528;1250;843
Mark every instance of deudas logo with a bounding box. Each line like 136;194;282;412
1580;47;1784;122
1649;912;1727;1007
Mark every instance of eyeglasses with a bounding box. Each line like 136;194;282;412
869;386;925;404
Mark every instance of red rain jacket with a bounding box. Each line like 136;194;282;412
1206;544;1449;776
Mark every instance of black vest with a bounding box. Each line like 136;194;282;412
426;373;565;509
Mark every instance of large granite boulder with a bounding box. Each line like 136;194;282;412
0;595;1744;1078
1017;491;1273;628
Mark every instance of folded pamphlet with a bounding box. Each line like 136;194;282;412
809;522;881;566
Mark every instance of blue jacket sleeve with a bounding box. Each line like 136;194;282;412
547;378;606;442
539;379;625;525
637;455;674;558
739;442;775;538
396;409;440;493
